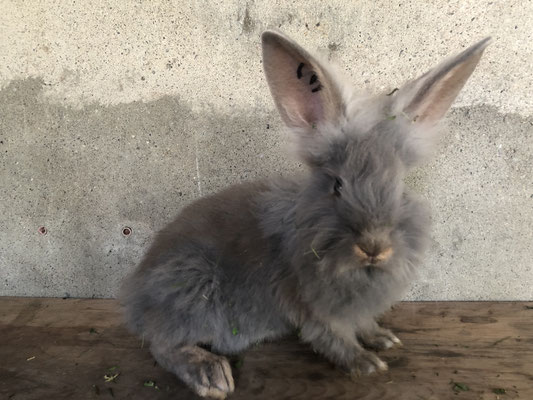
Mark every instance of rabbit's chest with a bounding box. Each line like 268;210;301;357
314;266;411;321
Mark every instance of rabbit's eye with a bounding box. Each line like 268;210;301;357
333;177;343;196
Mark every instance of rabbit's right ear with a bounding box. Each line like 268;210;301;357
394;37;491;124
262;31;343;131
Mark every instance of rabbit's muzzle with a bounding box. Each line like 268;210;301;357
354;244;394;266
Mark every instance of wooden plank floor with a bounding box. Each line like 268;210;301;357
1;298;532;400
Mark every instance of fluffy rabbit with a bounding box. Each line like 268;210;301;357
120;31;489;398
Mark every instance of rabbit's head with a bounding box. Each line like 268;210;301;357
262;31;489;274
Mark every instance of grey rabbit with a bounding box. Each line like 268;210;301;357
120;31;490;399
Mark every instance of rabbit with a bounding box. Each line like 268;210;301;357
119;30;490;399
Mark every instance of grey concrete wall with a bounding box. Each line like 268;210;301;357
1;1;532;299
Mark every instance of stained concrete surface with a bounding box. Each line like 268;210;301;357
0;1;532;299
0;78;297;297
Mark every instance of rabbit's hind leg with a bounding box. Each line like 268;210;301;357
151;341;235;399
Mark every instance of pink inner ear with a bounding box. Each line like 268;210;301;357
264;42;325;128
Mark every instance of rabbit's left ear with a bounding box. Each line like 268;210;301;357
262;31;343;131
395;37;491;124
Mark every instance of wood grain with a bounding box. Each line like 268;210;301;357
1;298;532;399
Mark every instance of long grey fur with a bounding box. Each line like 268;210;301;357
119;30;490;399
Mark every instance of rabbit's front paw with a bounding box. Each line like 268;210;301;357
359;328;402;351
350;350;388;376
181;349;235;399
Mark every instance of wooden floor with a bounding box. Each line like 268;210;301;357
1;299;532;400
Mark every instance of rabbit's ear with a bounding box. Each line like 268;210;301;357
396;37;491;124
262;31;343;130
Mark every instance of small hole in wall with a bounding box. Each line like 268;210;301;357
122;227;132;237
38;226;47;235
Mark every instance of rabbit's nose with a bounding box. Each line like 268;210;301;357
354;244;393;264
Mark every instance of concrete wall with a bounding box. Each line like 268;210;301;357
1;0;532;300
